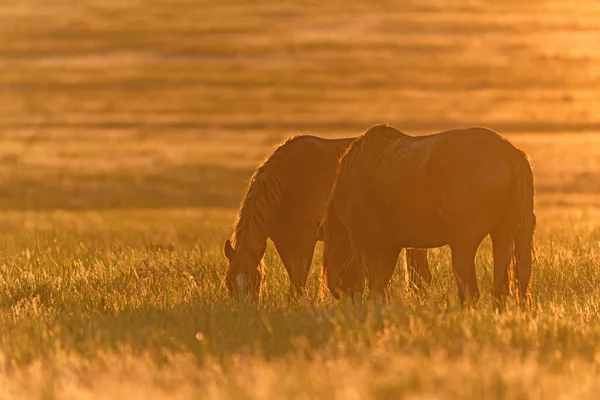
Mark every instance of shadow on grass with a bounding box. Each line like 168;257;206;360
3;299;348;366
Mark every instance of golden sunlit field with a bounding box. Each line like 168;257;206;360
3;0;600;398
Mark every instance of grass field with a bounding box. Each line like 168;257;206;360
3;0;600;398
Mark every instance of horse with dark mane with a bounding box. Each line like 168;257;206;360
320;124;535;307
223;135;431;300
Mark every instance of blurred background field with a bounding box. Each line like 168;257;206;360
2;0;600;210
3;0;600;398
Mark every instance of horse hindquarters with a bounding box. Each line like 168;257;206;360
489;151;535;309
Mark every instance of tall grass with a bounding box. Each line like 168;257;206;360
0;208;598;398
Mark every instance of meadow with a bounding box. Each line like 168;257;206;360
3;0;600;398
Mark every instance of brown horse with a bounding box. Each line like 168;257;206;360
223;135;431;300
321;124;535;307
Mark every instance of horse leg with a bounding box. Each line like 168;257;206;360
514;224;534;310
335;259;366;302
274;235;317;301
406;248;431;292
353;241;398;303
450;243;480;306
490;226;512;310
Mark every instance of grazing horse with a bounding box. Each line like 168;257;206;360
321;124;535;308
223;135;431;300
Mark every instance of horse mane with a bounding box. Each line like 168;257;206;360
336;123;407;186
320;123;405;234
230;138;291;253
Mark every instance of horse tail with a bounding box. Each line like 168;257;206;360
509;150;536;308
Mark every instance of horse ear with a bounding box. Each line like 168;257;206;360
317;221;325;241
223;240;236;260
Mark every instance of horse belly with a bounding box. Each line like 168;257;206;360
381;175;448;248
393;213;448;248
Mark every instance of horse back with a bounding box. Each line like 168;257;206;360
335;126;522;248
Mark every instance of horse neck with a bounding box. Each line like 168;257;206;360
232;232;268;265
231;209;269;261
231;166;281;260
